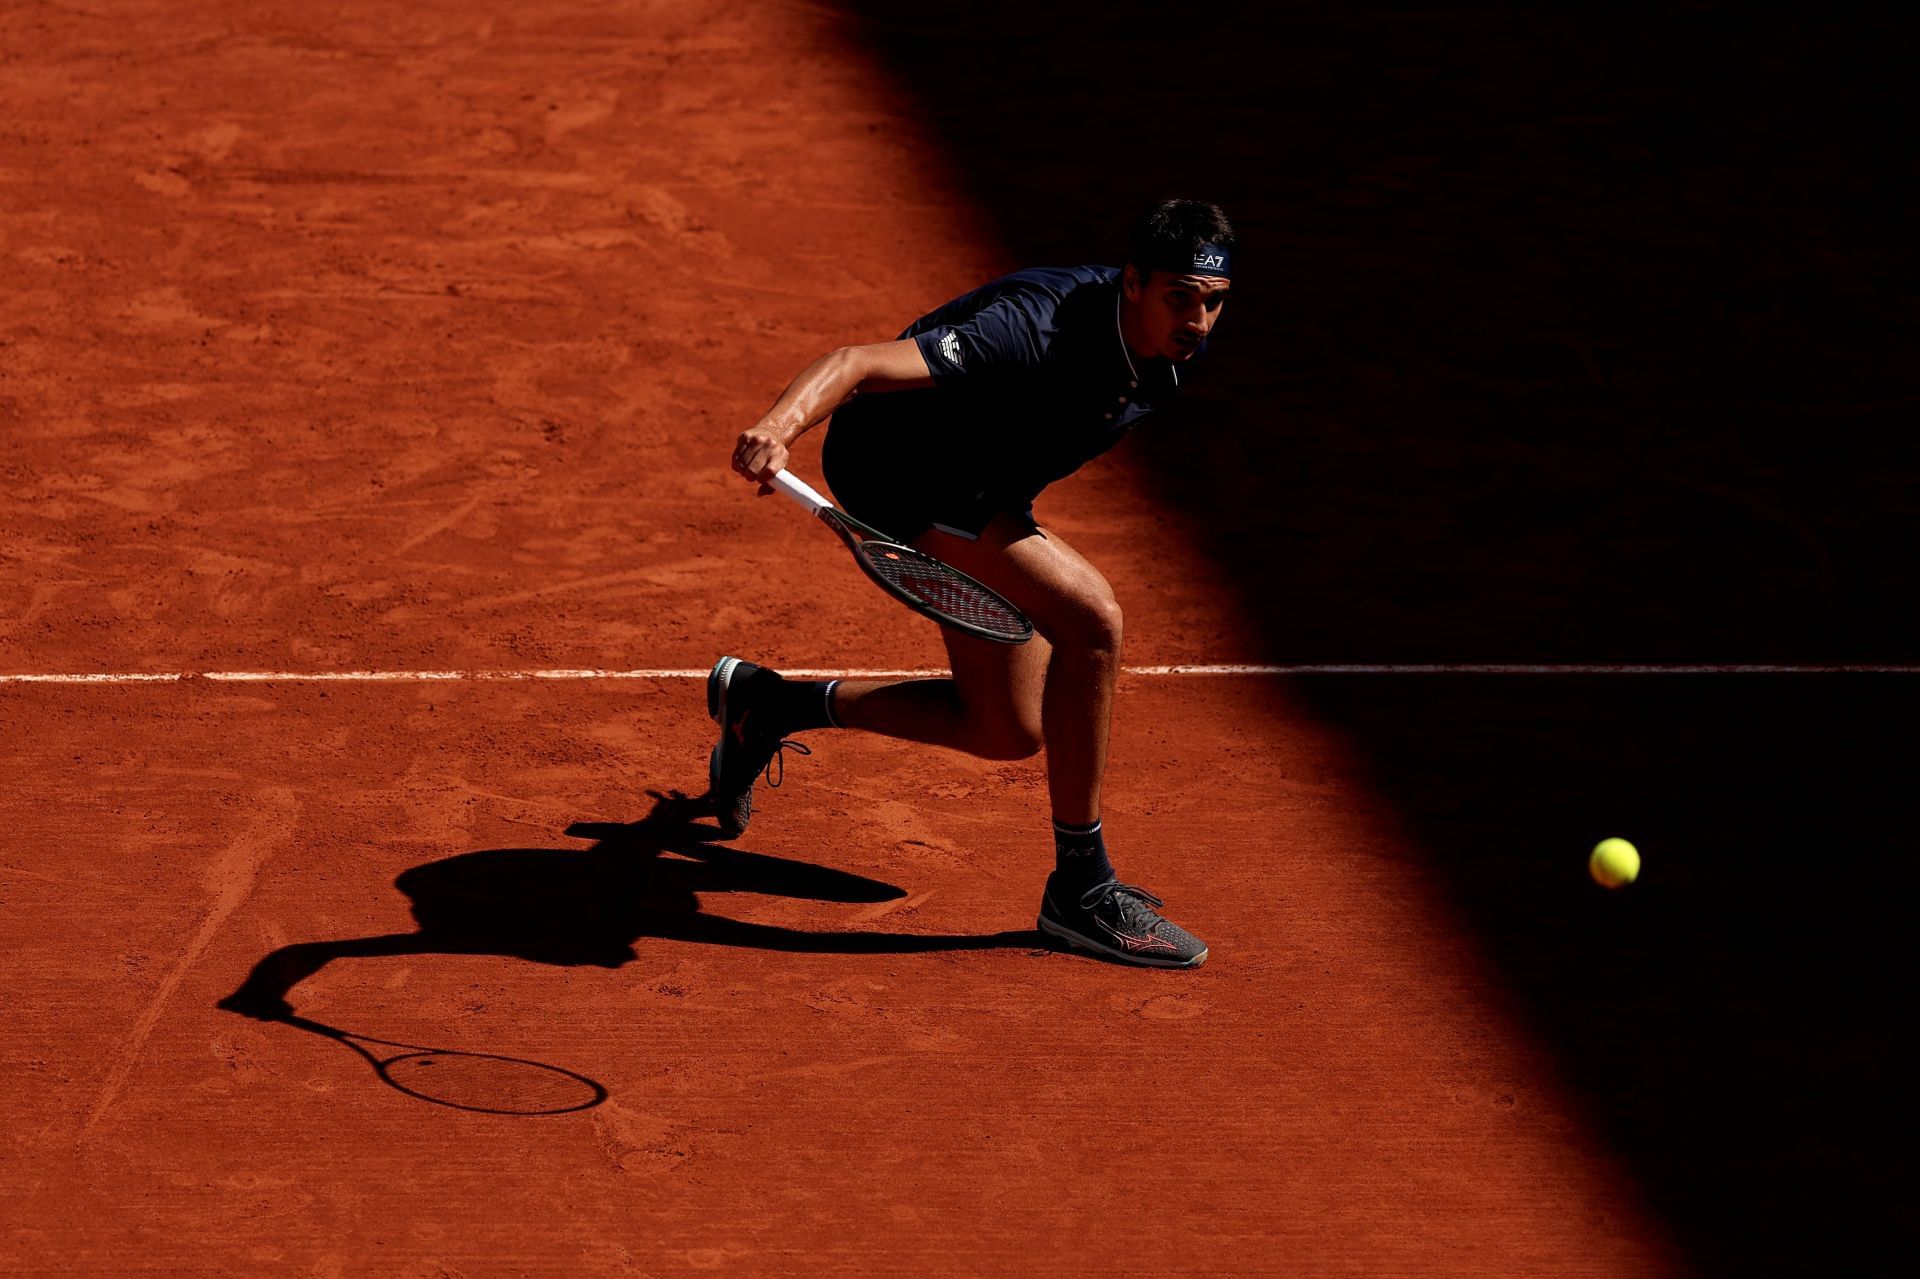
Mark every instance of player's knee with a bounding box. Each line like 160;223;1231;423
1049;584;1123;655
977;720;1044;760
966;698;1043;759
1005;711;1046;759
952;680;1044;760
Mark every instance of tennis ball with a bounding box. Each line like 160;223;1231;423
1589;837;1641;889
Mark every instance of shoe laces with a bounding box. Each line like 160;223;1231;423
764;738;810;788
1076;879;1163;915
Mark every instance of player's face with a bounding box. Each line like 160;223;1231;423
1125;267;1231;362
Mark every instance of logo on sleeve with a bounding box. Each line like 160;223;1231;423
938;331;964;368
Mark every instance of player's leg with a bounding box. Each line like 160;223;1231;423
706;607;1045;838
835;512;1118;823
827;510;1061;762
710;507;1119;826
705;513;1054;836
844;514;1205;968
828;629;1047;760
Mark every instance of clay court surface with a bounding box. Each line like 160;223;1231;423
4;2;1913;1274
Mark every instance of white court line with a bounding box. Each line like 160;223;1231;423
4;664;1919;684
0;672;184;683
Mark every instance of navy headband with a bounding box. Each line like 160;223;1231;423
1148;242;1233;279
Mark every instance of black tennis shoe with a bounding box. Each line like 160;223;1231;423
706;655;810;839
1037;875;1209;969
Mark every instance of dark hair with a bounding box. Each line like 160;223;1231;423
1127;199;1236;277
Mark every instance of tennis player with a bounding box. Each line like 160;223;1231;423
713;200;1234;969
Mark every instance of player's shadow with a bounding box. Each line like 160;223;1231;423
219;789;1041;1021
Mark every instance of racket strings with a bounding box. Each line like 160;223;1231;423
856;545;1028;638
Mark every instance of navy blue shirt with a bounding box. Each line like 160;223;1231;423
822;265;1192;537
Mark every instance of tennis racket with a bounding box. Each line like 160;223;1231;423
767;469;1034;644
281;1014;606;1115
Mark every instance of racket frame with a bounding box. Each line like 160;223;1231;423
768;470;1034;645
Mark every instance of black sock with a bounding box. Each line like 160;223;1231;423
768;677;840;734
1052;818;1115;888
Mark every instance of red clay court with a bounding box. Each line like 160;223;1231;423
5;3;1913;1274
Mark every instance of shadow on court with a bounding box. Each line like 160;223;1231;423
1308;676;1920;1269
219;789;1040;1024
849;2;1917;666
843;2;1918;1270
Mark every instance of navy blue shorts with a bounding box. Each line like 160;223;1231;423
821;431;1032;544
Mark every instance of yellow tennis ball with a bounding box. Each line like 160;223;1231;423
1589;837;1641;889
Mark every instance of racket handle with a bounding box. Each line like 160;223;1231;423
768;469;832;515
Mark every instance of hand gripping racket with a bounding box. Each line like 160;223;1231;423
767;470;1033;644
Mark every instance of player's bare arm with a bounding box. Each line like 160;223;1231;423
732;339;933;487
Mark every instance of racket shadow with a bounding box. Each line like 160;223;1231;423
279;1013;609;1116
219;789;1043;1105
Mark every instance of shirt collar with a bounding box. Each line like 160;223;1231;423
1113;285;1179;393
